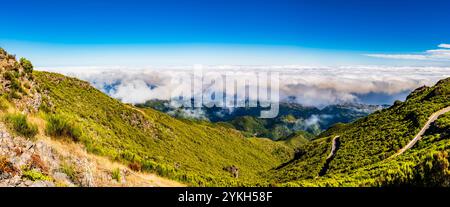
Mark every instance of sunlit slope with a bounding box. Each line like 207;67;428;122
323;78;450;175
269;78;450;186
34;71;293;186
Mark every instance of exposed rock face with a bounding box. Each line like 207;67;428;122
0;120;146;187
0;122;100;187
0;123;59;187
223;165;239;178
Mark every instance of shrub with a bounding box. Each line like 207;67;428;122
24;82;31;89
29;154;49;174
7;90;21;100
0;97;9;111
39;96;53;113
45;114;81;141
20;57;34;74
0;156;19;175
60;162;77;181
10;78;21;91
128;162;142;172
3;71;16;80
3;71;25;95
22;169;51;181
112;168;121;182
4;113;38;138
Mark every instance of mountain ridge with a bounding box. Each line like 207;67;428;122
267;76;450;186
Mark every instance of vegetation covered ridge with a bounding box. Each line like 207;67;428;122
268;77;450;186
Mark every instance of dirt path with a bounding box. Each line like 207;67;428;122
318;136;340;176
390;106;450;158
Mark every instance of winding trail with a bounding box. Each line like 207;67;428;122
318;136;340;176
316;106;450;176
389;106;450;159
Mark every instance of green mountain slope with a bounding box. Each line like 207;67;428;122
34;71;293;186
268;78;450;186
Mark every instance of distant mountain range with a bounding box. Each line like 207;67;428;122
137;100;388;140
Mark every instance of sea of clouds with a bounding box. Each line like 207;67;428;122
38;65;450;107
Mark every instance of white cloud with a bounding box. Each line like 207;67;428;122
438;44;450;49
366;44;450;61
365;54;428;60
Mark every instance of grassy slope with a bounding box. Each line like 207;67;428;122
279;131;314;149
34;71;293;186
268;78;450;186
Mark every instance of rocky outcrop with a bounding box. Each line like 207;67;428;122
0;121;104;187
223;165;239;178
0;48;42;114
0;123;59;187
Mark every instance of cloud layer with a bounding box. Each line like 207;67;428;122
39;65;450;107
366;44;450;61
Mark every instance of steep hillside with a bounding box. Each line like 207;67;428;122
33;71;293;186
268;78;450;186
1;48;187;187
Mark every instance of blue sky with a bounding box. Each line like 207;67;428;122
1;0;450;66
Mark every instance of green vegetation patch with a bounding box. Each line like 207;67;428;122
60;162;77;182
4;113;38;138
19;57;34;74
22;169;52;181
0;96;10;111
112;168;121;182
45;114;82;141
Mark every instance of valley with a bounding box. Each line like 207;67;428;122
137;100;385;140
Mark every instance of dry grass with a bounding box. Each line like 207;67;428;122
28;114;47;135
28;154;49;174
0;156;19;175
0;99;183;187
37;134;185;187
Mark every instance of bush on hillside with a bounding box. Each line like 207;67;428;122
4;113;38;138
20;57;34;74
0;156;19;175
22;169;51;181
112;168;121;182
0;97;9;111
3;71;16;81
45;114;81;141
60;162;77;181
3;71;25;98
